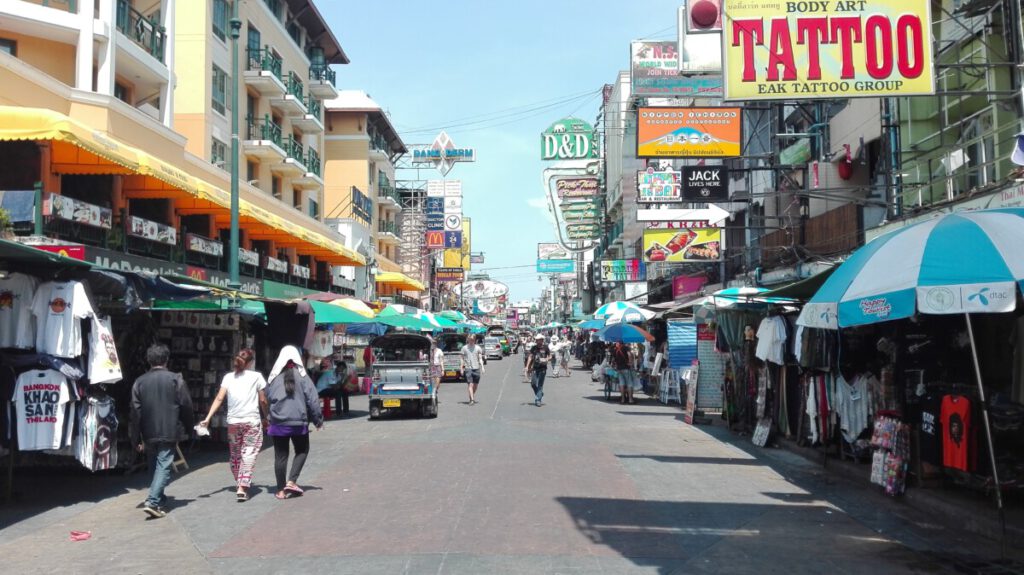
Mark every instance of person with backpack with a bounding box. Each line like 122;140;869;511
525;334;552;407
614;342;639;405
265;346;323;500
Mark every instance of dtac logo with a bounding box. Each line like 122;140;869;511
968;287;1009;306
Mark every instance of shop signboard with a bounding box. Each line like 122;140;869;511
85;246;261;295
186;233;224;257
291;263;311;279
537;243;575;273
128;215;176;246
643;228;723;263
444;197;462;213
263;280;318;299
426;230;445;249
563;206;600;222
444;213;462;231
470;253;484;264
265;256;288;274
541;118;599;161
600;259;646;282
566;223;601;238
630;41;723;97
443;180;463;197
624;281;649;304
567;230;601;241
721;0;935;101
454;280;509;300
637;107;742;158
426;180;445;197
412;131;475;176
44;193;112;229
33;244;86;260
672;274;708;299
681;166;729;202
425;197;444;213
646;220;714;229
436;267;464;282
238;247;259;267
555;177;599;199
444;230;462;248
426;213;445;231
637;168;682;203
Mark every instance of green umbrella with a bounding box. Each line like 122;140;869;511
310;300;375;324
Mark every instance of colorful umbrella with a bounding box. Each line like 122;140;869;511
440;310;468;322
604;307;651;325
329;298;375;318
594;301;655;320
578;318;606;330
598;323;655;343
309;301;374;324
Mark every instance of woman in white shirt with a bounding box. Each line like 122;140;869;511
200;348;268;501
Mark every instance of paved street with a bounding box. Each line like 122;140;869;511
0;355;1016;574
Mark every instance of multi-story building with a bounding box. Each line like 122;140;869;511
323;90;424;303
0;0;362;297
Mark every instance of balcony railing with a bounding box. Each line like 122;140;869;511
306;94;321;119
116;0;166;63
287;72;304;100
309;64;336;86
246;115;283;147
379;221;398;235
25;0;77;13
284;135;305;167
306;148;321;177
379;185;401;204
246;46;282;80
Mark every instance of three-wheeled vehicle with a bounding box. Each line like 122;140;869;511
368;333;438;419
436;332;467;382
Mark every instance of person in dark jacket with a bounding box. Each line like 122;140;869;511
265;346;324;499
130;344;193;518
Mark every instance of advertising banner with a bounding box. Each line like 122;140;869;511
624;281;649;304
426;230;445;249
32;244;86;260
128;216;177;246
681;166;729;201
541;118;599;161
637;107;742;158
444;230;462;248
600;259;646;282
426;213;444;231
238;247;259;266
721;0;935;101
630;41;723;97
426;180;445;197
637;168;682;203
291;263;310;279
186;234;224;257
443;248;464;268
470;253;484;264
425;197;444;212
672;274;708;299
537;260;575;273
537;243;574;273
643;228;723;263
454;280;509;299
45;194;112;229
436;267;465;282
265;256;288;274
555;178;599;199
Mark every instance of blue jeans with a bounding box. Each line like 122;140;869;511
146;442;175;508
531;369;547;402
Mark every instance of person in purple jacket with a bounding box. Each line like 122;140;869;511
265;346;324;500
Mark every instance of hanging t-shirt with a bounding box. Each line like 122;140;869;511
0;273;38;349
755;316;787;365
941;394;971;471
74;395;118;471
834;375;871;443
12;369;71;451
220;369;267;424
918;394;943;466
309;330;334;358
31;281;94;358
88;316;122;384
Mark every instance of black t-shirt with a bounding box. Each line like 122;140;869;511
918;393;942;466
530;344;551;371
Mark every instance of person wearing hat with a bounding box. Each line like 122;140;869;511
525;334;552;406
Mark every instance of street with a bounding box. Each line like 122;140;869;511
0;355;1014;575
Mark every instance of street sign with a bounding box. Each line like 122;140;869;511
637;204;729;224
426;230;445;249
444;214;462;231
425;197;444;212
444;230;463;248
426;214;444;231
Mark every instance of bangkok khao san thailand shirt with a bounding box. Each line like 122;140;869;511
13;369;71;451
0;272;38;349
31;280;95;358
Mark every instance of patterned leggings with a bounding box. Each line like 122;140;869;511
227;422;263;488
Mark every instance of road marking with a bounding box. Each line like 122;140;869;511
489;357;513;419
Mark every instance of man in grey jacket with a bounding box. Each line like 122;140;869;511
130;344;193;518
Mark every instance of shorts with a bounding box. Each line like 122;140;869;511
431;365;442;378
466;369;481;384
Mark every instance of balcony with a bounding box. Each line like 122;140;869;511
244;47;286;96
291;93;323;133
271;72;306;116
293;148;323;190
243;115;286;161
115;0;166;63
308;64;338;99
377;185;401;210
22;0;77;13
271;135;306;178
378;220;400;243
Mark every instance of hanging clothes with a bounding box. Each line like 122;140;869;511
0;272;39;349
12;369;72;451
87;316;122;384
941;395;971;472
30;280;95;358
806;374;820;444
755;316;787;365
834;374;871;443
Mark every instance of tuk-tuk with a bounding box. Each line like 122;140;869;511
436;333;467;382
368;333;438;419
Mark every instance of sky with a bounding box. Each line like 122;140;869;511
321;0;683;302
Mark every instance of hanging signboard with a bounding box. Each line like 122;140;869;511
412;132;475;176
291;263;311;279
637;107;742;158
624;281;649;305
436;267;465;282
265;256;288;274
444;230;462;248
425;197;444;213
541;118;599;160
426;230;445;249
630;41;723;97
681;166;729;202
643;228;723;263
238;247;260;267
186;233;224;257
426;213;444;231
563;206;601;222
721;0;935;101
600;259;646;282
470;253;484;264
555;177;599;199
637;168;682;203
45;194;112;229
128;216;176;246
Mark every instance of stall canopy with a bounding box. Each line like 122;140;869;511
761;267;837;301
374;271;426;292
0;106;364;266
309;300;374;324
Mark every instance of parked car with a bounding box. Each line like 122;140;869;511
436;333;468;382
483;336;503;360
367;333;438;420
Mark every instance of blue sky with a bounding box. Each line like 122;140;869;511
322;0;682;301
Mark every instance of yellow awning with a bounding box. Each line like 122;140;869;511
0;106;364;266
375;271;426;292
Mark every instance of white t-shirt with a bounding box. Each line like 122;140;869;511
0;273;38;349
461;344;484;370
31;281;94;358
13;369;71;451
88;316;123;384
432;347;445;367
309;330;334;358
220;369;267;424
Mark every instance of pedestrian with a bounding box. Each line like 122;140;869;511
334;360;352;415
430;336;445;392
525;334;552;406
199;348;267;502
613;343;639;404
130;343;193;518
559;340;571;377
265;345;324;500
314;357;344;418
460;334;486;404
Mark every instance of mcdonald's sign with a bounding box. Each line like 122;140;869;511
426;230;445;249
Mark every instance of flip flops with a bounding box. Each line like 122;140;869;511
275;490;292;500
236;491;249;502
284;484;304;496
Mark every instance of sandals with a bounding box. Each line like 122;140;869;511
275;490;293;500
284;483;304;496
236;490;249;502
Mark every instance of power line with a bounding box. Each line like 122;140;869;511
399;90;601;136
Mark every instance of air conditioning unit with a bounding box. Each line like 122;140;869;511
687;0;722;33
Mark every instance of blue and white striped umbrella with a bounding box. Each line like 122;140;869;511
594;300;654;320
798;208;1024;329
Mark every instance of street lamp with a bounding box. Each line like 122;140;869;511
228;10;242;290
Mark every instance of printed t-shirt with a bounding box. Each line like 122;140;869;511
220;370;267;424
88;316;122;384
0;273;38;349
529;344;551;372
918;394;942;466
31;281;94;358
75;396;118;471
13;369;71;451
941;395;971;471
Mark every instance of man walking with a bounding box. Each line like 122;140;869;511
460;334;486;405
130;344;193;518
525;334;552;406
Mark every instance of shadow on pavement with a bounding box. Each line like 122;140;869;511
617;454;763;466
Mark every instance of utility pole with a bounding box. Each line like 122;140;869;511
227;7;241;289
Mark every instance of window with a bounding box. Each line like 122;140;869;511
212;0;229;41
286;21;302;47
271;175;281;199
211;138;227;167
114;82;130;104
293;188;302;210
0;38;16;56
212;64;229;115
247;25;260;67
308;197;319;219
247;93;257;122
